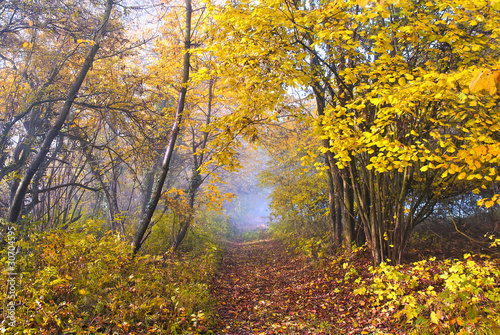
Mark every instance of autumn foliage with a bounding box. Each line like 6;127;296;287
204;0;500;264
1;0;500;333
0;217;227;334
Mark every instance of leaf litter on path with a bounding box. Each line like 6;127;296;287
211;239;391;335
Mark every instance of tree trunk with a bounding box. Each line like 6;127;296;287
141;164;158;219
170;80;214;252
132;0;192;255
7;0;114;224
171;168;202;251
73;129;121;232
310;57;344;247
342;169;355;252
324;159;340;246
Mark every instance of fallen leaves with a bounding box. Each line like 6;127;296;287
211;239;394;334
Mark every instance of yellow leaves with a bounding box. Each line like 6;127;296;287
478;194;500;208
195;66;211;81
358;0;370;8
485;200;495;208
380;9;391;19
474;160;482;170
491;0;500;10
469;68;500;95
357;0;402;9
430;310;443;324
207;0;500;225
76;39;96;45
466;173;483;180
353;286;367;295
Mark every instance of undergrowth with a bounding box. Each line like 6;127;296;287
357;254;500;334
275;229;500;334
0;218;223;334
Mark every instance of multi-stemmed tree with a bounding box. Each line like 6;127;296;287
203;0;500;264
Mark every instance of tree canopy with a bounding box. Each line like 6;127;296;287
1;0;500;333
1;0;499;265
202;0;500;264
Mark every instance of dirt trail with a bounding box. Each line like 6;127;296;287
211;239;345;335
210;224;500;335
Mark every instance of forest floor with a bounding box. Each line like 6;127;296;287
210;218;499;335
210;239;389;335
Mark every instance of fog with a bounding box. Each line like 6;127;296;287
219;148;271;232
224;186;271;231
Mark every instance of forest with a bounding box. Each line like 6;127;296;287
1;0;500;333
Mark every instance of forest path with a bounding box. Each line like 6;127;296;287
211;239;351;334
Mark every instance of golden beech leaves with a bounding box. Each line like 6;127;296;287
469;69;500;95
205;0;500;219
76;39;96;45
358;0;370;7
358;0;400;8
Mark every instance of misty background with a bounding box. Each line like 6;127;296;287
219;147;271;232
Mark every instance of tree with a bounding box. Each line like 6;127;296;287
204;0;500;264
132;0;243;254
132;0;193;255
6;0;116;224
170;79;214;251
259;120;330;240
0;0;159;232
